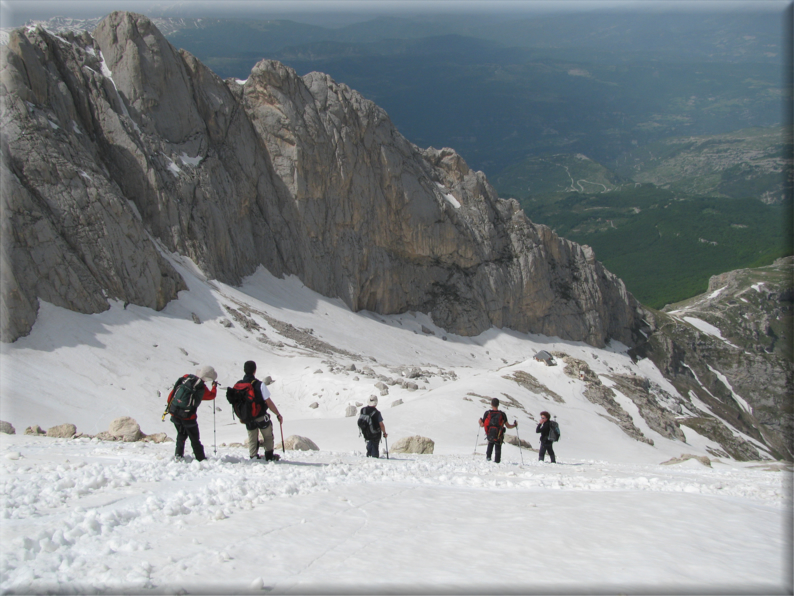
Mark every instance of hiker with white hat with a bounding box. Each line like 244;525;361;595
357;395;387;458
165;365;218;461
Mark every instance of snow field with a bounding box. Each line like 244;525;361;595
0;435;789;593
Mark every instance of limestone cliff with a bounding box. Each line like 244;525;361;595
1;12;642;346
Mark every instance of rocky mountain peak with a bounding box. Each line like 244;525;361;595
1;11;644;348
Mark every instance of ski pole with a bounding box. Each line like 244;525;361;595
213;401;217;456
514;421;524;466
279;419;285;454
473;426;480;458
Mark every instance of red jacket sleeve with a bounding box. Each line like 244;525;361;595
201;383;217;402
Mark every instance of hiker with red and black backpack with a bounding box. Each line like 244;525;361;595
479;398;517;463
167;366;218;461
234;360;283;461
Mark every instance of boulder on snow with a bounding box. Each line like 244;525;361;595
46;423;77;438
309;402;319;409
142;432;171;443
391;399;403;407
281;435;319;451
345;405;357;417
391;435;434;454
24;425;46;436
661;454;712;468
0;421;16;434
108;416;142;442
504;435;534;450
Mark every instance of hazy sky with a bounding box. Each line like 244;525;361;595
2;0;789;28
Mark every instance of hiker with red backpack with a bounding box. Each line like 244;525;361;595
479;398;517;463
166;366;218;461
237;360;283;461
536;411;557;463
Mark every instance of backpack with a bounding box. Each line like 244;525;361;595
548;420;561;442
168;375;204;418
226;381;265;425
483;410;506;442
358;407;381;441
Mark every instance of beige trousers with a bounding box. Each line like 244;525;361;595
247;420;274;457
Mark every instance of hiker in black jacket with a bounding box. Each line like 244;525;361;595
360;395;387;458
536;411;556;463
479;398;517;463
241;361;283;461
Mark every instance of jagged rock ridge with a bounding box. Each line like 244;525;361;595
632;256;794;460
1;11;642;346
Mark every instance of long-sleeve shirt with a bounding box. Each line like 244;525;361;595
536;420;550;440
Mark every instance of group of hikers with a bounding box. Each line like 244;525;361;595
165;361;283;462
478;398;558;463
165;366;558;464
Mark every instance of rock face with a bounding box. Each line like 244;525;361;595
391;435;435;454
0;12;642;347
634;257;793;460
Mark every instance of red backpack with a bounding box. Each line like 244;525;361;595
225;381;264;424
483;410;506;442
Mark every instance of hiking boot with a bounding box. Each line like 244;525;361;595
250;454;261;460
264;451;281;461
486;456;491;461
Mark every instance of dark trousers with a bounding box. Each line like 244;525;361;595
172;417;206;461
486;441;502;463
539;438;556;463
366;437;381;458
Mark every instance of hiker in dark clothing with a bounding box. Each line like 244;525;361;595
361;395;387;458
167;365;218;461
536;411;556;463
479;398;517;463
241;360;283;461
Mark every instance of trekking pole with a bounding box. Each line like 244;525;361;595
384;435;389;460
213;401;217;456
279;419;285;455
473;426;480;458
514;421;524;466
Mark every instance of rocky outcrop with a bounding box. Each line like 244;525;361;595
633;257;793;460
1;12;643;346
0;420;15;434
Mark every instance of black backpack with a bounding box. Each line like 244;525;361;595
358;407;380;441
168;375;204;418
484;410;506;442
548;420;561;442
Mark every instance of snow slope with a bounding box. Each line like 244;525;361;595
1;253;791;593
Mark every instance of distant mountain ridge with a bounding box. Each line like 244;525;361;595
0;12;642;348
